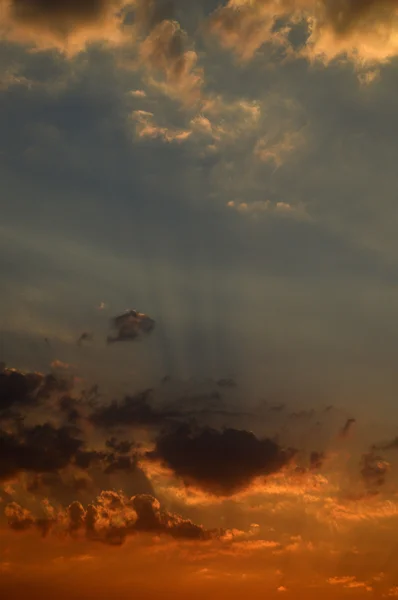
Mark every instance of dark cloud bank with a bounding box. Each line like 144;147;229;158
0;363;393;544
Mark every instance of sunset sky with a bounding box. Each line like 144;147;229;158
2;1;398;598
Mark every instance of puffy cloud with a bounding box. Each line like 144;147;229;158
107;309;156;343
209;0;398;66
139;18;203;105
4;491;219;543
148;424;296;496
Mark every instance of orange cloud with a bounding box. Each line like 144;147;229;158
0;0;128;54
209;0;398;67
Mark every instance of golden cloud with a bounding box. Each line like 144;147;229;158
0;0;128;54
209;0;398;66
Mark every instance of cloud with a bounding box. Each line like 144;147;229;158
77;332;93;346
339;417;356;439
51;360;71;371
309;451;325;470
327;576;372;592
138;16;204;105
0;423;86;481
132;110;192;143
5;501;35;531
0;0;127;53
226;200;309;220
372;437;398;452
0;367;72;415
254;130;304;167
208;0;398;66
107;309;156;343
89;388;178;429
360;452;390;491
0;367;43;413
148;424;296;496
106;437;135;454
4;491;219;544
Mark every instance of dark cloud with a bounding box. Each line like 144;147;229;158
360;452;390;490
0;367;70;415
89;384;246;431
0;367;43;413
59;395;82;425
104;454;136;474
107;310;156;344
5;491;219;544
148;424;296;496
133;0;175;32
0;423;86;480
339;418;356;439
106;437;135;454
77;332;93;346
309;450;325;470
372;437;398;452
26;471;91;505
89;388;177;429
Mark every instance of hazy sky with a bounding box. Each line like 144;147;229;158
2;1;398;598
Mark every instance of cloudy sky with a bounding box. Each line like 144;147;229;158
2;1;398;598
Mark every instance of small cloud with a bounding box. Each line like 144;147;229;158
129;89;147;98
387;587;398;597
309;451;326;471
131;110;191;143
254;130;304;167
50;360;71;370
360;452;390;490
227;199;309;220
77;332;93;346
339;418;356;440
107;309;155;344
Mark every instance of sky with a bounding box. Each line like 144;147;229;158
2;0;398;598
